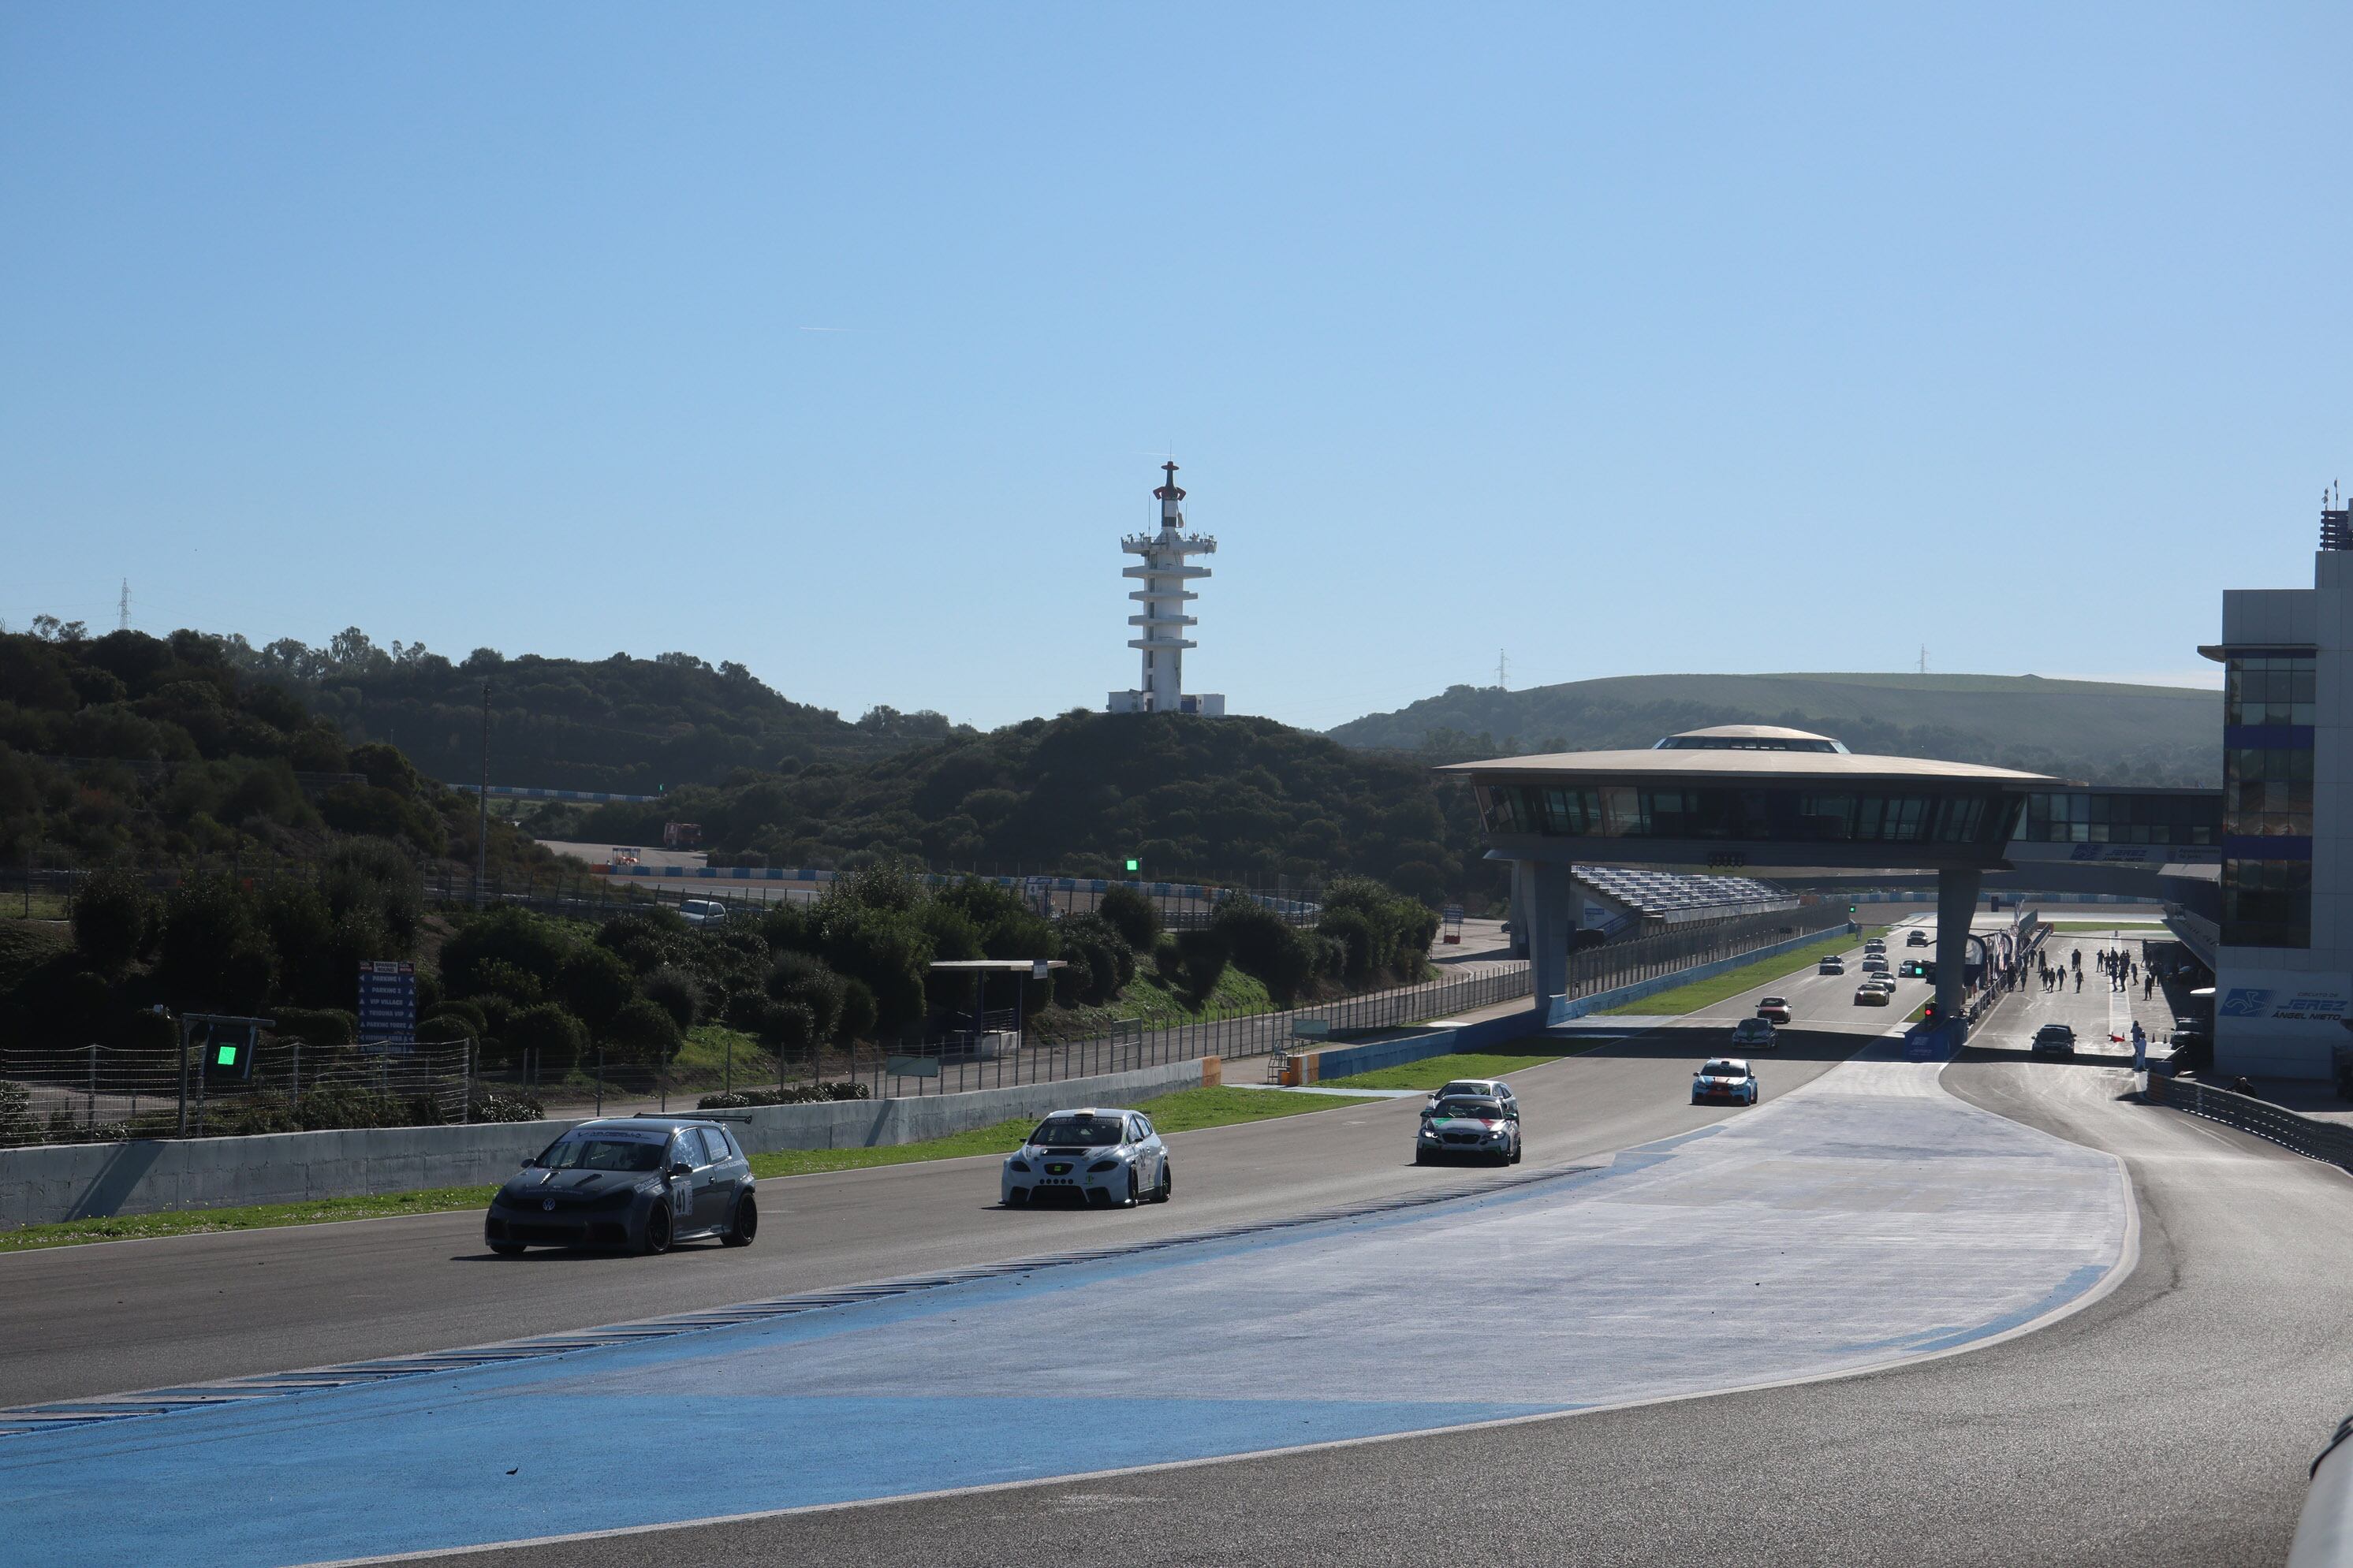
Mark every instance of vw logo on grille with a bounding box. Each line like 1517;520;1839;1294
542;1197;556;1211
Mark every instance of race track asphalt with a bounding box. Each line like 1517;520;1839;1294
424;947;2353;1568
0;935;1903;1409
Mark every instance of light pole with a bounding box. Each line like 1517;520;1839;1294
474;679;490;907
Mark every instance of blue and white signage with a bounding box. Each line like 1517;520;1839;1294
357;960;417;1050
2214;970;2353;1045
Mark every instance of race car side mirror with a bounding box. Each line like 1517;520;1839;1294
520;1158;537;1168
669;1161;693;1179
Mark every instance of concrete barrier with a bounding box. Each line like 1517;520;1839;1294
0;1057;1207;1230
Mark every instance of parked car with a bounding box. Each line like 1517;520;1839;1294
1415;1094;1522;1165
484;1116;755;1256
679;899;729;927
1755;996;1792;1024
2032;1023;2076;1056
1730;1016;1778;1051
1691;1058;1759;1107
1001;1108;1172;1208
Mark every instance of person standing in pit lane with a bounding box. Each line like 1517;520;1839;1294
2075;969;2083;993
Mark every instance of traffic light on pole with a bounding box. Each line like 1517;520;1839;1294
1920;1000;1940;1027
1125;858;1140;874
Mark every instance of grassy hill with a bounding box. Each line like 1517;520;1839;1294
571;710;1480;902
214;630;972;795
1327;672;2221;785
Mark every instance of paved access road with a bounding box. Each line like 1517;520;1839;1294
0;937;1894;1409
441;941;2353;1568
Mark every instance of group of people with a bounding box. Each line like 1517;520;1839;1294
2030;943;2161;999
2034;948;2085;993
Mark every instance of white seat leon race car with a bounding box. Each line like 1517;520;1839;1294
1001;1108;1172;1209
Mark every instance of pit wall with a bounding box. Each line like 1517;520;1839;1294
0;1057;1209;1231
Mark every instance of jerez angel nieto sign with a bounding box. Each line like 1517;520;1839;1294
2219;987;2351;1022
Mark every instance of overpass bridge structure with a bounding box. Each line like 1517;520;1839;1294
1445;725;2224;1039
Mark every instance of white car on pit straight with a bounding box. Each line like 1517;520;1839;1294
1001;1107;1173;1209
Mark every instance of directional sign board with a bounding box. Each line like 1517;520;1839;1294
357;960;417;1052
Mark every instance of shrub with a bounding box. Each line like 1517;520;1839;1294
834;977;877;1045
596;908;690;974
155;875;277;1013
468;1089;544;1123
554;945;636;1030
440;907;572;999
1173;926;1230;998
431;996;487;1036
464;958;545;1007
71;868;155;973
271;1007;356;1047
641;964;706;1030
1211;898;1317;1003
1097;885;1161;952
699;1081;870;1108
0;1080;32;1148
755;999;818;1058
605;996;684;1067
505;1003;587;1079
764;950;845;1041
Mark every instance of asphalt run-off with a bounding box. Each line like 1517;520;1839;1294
0;1029;2130;1568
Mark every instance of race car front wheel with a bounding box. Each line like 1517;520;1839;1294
642;1202;673;1256
722;1193;757;1247
1154;1165;1173;1203
1126;1169;1141;1207
490;1242;526;1257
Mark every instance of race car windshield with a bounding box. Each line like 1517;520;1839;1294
1701;1064;1741;1078
542;1138;668;1172
1434;1101;1499;1119
1030;1117;1124;1147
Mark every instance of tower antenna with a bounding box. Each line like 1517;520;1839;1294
1918;644;1929;676
1496;649;1509;691
117;579;130;632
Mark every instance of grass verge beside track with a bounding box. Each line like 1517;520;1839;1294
0;1086;1361;1253
1321;1050;1575;1091
1601;926;1889;1017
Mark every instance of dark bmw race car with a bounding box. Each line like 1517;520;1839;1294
483;1116;757;1256
1415;1094;1523;1165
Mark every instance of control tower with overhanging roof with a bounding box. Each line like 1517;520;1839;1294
1107;461;1226;717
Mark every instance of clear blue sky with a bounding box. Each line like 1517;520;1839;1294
6;3;2346;730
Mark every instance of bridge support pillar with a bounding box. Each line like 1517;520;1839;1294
1520;859;1576;1022
1934;866;1981;1041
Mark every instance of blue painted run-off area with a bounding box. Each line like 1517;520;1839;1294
0;1041;2129;1568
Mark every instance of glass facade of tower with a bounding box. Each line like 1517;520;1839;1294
2220;652;2315;948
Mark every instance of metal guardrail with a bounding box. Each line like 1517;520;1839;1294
2142;1075;2353;1172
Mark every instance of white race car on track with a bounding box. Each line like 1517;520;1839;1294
1692;1059;1760;1106
1001;1108;1172;1209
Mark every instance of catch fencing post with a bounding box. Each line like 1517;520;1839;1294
461;1041;473;1123
87;1041;96;1130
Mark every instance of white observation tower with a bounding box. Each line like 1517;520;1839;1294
1107;461;1225;716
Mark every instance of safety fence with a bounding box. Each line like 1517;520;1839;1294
1561;902;1853;998
867;962;1535;1098
2143;1075;2353;1174
0;1039;476;1147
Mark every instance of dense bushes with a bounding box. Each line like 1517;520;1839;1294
698;1082;871;1108
569;710;1481;896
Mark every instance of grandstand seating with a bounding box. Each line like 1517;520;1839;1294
1572;865;1795;929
